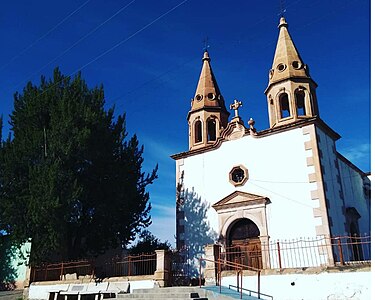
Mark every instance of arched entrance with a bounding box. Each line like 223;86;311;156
226;218;262;269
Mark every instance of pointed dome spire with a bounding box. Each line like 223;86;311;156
264;17;320;129
191;50;226;112
267;17;310;86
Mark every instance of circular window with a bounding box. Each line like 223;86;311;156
229;165;249;186
292;61;302;69
207;93;216;100
195;94;203;101
277;63;286;72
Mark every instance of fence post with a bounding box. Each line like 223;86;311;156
44;265;48;281
236;269;239;292
240;270;243;299
60;263;64;281
337;238;345;266
277;242;282;269
154;249;171;287
199;258;202;287
218;260;221;293
203;244;220;286
28;266;36;286
257;271;260;299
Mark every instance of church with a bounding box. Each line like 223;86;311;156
171;17;370;271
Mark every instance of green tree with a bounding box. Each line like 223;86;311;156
0;69;157;265
129;230;170;255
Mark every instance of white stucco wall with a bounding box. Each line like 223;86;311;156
28;280;154;300
337;158;370;235
179;125;318;241
316;127;346;236
28;283;70;300
316;127;370;237
13;242;31;287
221;270;371;300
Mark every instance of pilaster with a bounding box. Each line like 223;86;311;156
154;250;171;287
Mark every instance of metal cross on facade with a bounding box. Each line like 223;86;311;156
230;99;243;118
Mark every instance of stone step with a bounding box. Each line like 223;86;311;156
117;287;207;299
132;287;202;294
0;290;23;300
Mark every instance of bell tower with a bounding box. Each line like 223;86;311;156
187;51;229;150
265;17;319;128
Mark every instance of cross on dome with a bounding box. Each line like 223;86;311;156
230;99;243;118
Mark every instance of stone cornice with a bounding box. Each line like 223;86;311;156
171;117;341;160
212;191;270;211
264;76;318;94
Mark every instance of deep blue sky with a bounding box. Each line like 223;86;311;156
0;0;370;244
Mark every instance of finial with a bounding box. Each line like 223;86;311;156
202;50;210;62
248;118;257;135
278;16;288;29
202;37;211;61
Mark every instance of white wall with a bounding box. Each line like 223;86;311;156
28;280;154;300
13;242;31;286
221;270;371;300
316;127;346;236
180;126;318;241
28;283;70;300
338;158;370;235
317;126;370;239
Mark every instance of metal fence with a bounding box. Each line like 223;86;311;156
30;252;157;283
221;235;371;270
100;253;156;278
31;260;93;282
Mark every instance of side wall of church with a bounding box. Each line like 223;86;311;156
316;127;370;237
176;125;325;243
315;127;346;236
337;158;371;236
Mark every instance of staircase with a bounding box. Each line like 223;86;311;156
0;290;23;300
116;286;269;300
117;287;208;300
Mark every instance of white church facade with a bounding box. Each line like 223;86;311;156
171;17;370;270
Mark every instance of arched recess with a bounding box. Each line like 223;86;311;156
295;89;306;116
228;218;260;244
226;218;262;269
212;191;270;269
194;119;203;143
345;207;363;261
207;118;217;142
279;92;290;119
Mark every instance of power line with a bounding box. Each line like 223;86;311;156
0;0;92;72
72;0;190;74
19;0;190;101
248;180;318;210
110;0;362;115
10;0;137;92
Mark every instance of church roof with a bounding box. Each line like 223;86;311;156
189;51;228;114
267;17;311;87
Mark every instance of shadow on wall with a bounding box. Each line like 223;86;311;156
0;235;17;291
181;188;217;277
